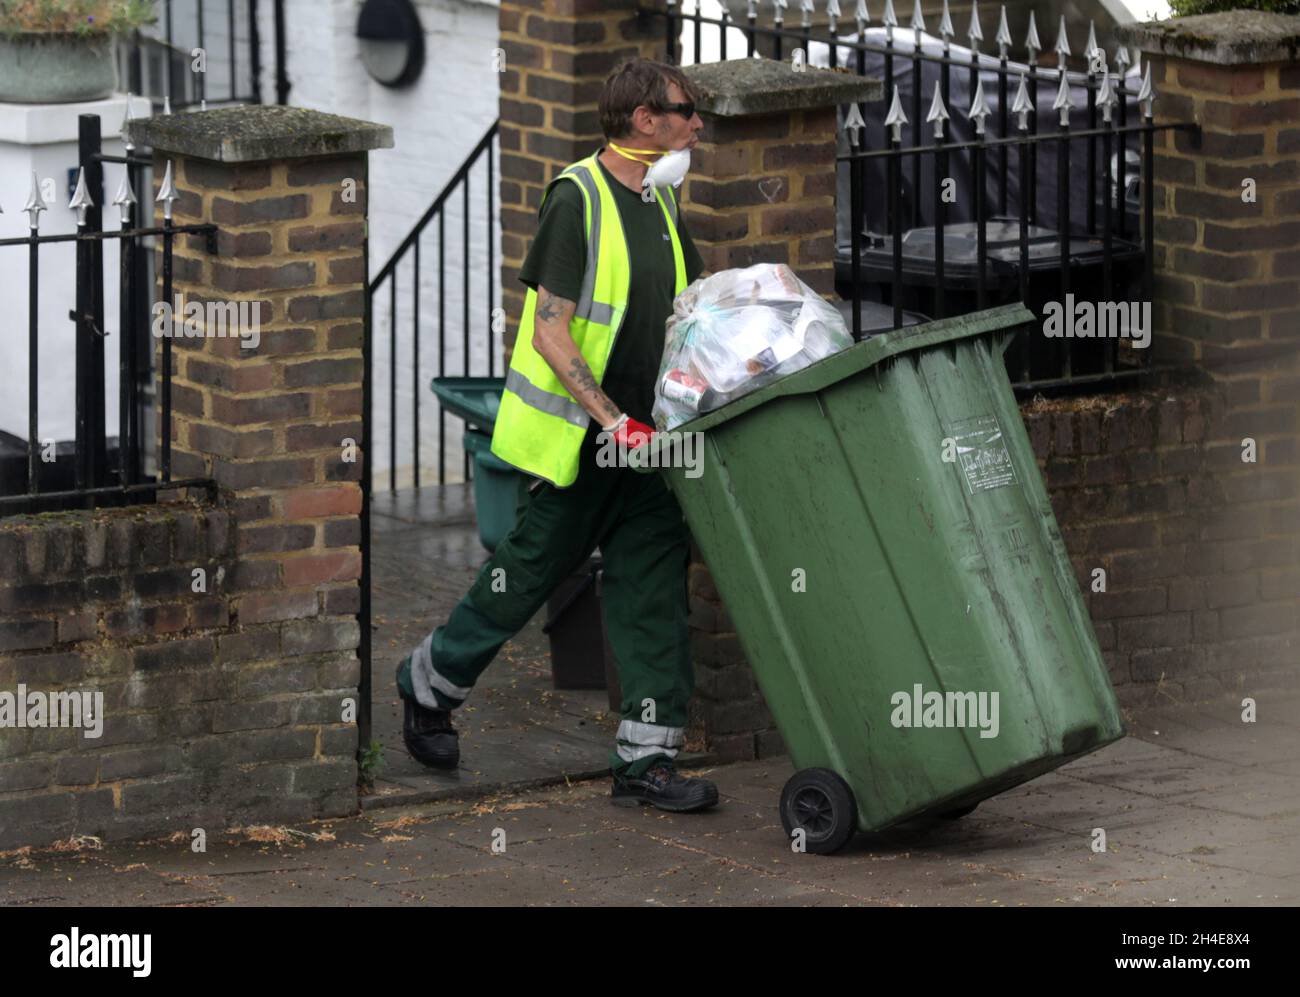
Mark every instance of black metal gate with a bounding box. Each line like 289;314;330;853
0;114;217;516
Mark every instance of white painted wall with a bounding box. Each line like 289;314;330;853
254;0;503;488
0;96;153;455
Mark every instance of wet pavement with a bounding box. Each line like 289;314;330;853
366;483;623;808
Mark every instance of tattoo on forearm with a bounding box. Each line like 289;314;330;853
537;289;569;324
567;356;600;395
565;357;621;422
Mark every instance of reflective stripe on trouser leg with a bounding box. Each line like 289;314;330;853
407;435;623;712
409;631;474;710
615;719;686;763
601;467;694;778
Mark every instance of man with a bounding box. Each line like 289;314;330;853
395;58;718;813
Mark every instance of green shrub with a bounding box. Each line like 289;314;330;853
0;0;156;37
358;740;385;790
1168;0;1300;16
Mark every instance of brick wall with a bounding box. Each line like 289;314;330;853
1026;389;1296;699
684;101;840;297
0;107;390;849
0;503;358;847
1121;15;1300;679
1136;42;1300;374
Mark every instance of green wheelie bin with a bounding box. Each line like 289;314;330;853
630;302;1124;854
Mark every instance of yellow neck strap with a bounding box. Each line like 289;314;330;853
607;141;665;166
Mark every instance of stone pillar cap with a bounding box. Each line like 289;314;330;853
124;105;394;163
1114;10;1300;66
683;59;882;116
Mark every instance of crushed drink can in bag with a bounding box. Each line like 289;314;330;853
660;369;711;412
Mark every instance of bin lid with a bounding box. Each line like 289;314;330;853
833;298;928;335
840;218;1142;279
429;376;505;431
630;301;1036;465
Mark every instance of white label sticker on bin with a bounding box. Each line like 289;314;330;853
948;415;1016;494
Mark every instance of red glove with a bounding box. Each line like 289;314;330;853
603;413;656;449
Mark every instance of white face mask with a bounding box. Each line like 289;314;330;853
643;146;690;191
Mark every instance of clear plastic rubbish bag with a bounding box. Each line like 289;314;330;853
652;263;853;431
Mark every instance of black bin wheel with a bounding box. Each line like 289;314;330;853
779;768;857;855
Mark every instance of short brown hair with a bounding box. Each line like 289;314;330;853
599;58;700;141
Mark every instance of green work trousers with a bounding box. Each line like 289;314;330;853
402;423;693;779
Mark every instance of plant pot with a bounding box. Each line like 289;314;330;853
0;32;118;103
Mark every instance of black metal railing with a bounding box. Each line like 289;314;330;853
367;120;500;492
641;1;1199;392
120;0;288;111
0;114;217;517
844;114;1198;390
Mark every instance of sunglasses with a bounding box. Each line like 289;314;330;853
658;101;696;119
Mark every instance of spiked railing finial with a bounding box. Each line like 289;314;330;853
968;78;990;135
1055;15;1070;61
1053;69;1073;127
885;84;908;142
939;0;954;47
69;167;93;226
1100;69;1119;122
112;170;138;227
1012;73;1033;130
1025;10;1041;60
1138;61;1156;118
968;0;983;49
926;80;950;139
995;6;1012;58
23;171;47;231
156;159;179;221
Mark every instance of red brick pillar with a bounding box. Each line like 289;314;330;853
125;106;394;819
680;59;879;297
1113;12;1300;686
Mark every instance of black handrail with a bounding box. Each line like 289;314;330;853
368;120;500;492
370;123;500;289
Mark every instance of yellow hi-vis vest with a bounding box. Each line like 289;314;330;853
490;149;688;488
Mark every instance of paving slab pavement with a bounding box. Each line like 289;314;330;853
2;689;1297;906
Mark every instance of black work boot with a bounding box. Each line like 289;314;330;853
611;760;719;813
396;662;459;770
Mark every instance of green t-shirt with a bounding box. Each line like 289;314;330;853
518;152;705;428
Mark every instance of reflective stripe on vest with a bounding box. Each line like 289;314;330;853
503;367;587;429
490;150;688;488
